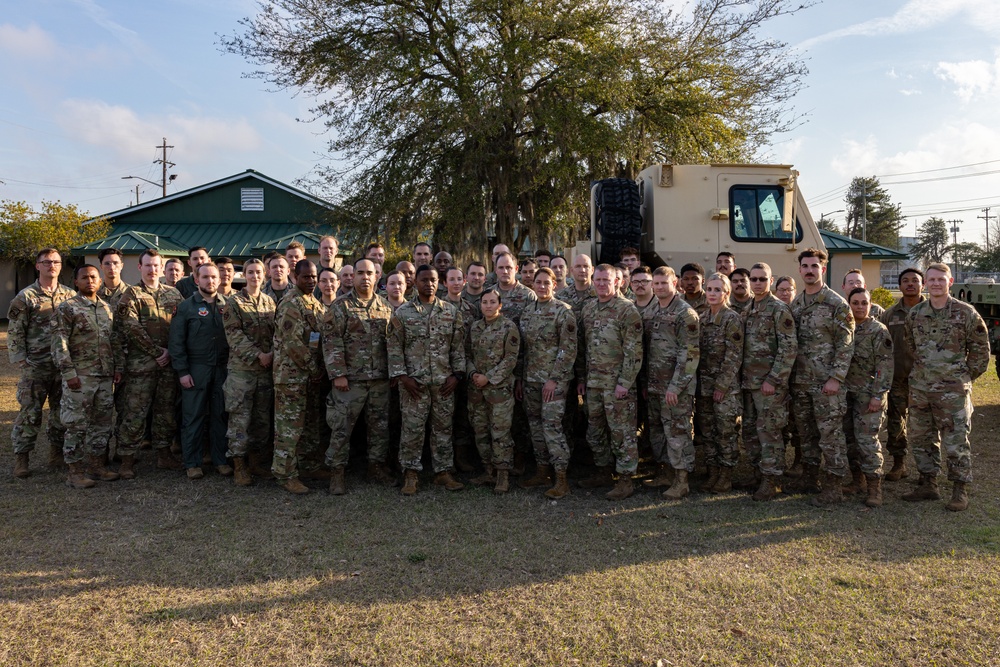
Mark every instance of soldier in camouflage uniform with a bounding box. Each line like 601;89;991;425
221;258;275;486
842;288;893;507
789;248;855;506
97;248;128;460
879;268;925;481
680;263;710;317
576;264;643;501
467;290;520;494
728;268;753;316
557;254;597;452
742;263;797;501
271;261;326;494
630;266;657;460
322;259;395;495
263;255;292;305
8;248;76;478
116;250;185;478
51;265;120;488
174;247;209;299
642;266;699;500
387;265;467;495
461;262;488;312
444;266;481;473
842;269;885;319
517;268;577;498
696;273;744;494
901;263;990;512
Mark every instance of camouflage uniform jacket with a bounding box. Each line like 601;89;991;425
322;290;392;381
518;297;577;384
169;292;229;375
635;298;660;386
97;281;128;310
844;317;893;398
445;295;480;341
116;282;184;374
644;295;699;396
262;280;291;306
880;297;924;384
556;284;597;317
223;288;276;373
697;306;744;396
387;297;466;384
495;281;538;326
904;297;990;393
741;294;797;390
577;296;643;391
272;286;326;384
729;297;753;316
461;287;484;312
8;280;77;368
467;316;520;402
51;294;114;379
790;285;855;386
684;291;710;317
869;302;885;320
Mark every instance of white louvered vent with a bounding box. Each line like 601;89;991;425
241;188;264;211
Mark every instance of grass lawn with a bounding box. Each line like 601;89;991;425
1;337;999;666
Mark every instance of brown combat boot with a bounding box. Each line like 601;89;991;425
280;477;310;495
946;481;969;512
701;465;720;493
810;472;845;506
454;445;475;473
785;463;820;494
156;449;184;471
65;461;96;489
471;465;495;486
300;467;331;480
233;457;252;487
249;451;274;479
578;465;614;489
48;443;64;471
216;464;234;477
711;466;733;493
401;469;419;496
901;473;940;502
520;463;553;488
606;473;634;500
13;453;30;479
884;455;909;482
865;474;882;508
433;471;464;491
785;446;804;478
842;467;866;495
329;467;346;495
494;470;510;495
545;471;571;499
367;462;397;486
752;474;780;502
119;454;136;480
642;462;674;488
87;454;120;482
663;469;689;500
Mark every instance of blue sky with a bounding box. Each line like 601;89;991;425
2;0;1000;246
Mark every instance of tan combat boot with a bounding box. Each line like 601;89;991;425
519;463;553;488
48;443;65;471
606;473;634;501
494;470;510;495
711;466;733;493
578;465;614;489
433;471;464;491
642;462;674;488
545;471;571;499
329;467;346;495
87;454;120;482
810;472;844;506
281;477;310;495
786;463;820;494
752;474;780;502
233;457;252;487
946;481;969;512
663;469;689;500
842;467;866;495
701;465;720;493
901;473;940;502
864;474;882;508
65;461;96;489
400;470;419;496
884;455;909;482
13;453;30;479
157;449;184;471
471;464;495;486
119;454;136;480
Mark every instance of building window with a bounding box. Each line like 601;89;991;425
241;188;264;211
729;185;802;243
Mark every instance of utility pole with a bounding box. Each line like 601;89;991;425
154;137;175;197
979;207;992;253
861;180;867;242
949;219;962;279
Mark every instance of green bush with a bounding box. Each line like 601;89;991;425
870;287;895;310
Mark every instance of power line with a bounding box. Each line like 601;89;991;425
0;176;126;190
878;158;1000;178
883;168;1000;186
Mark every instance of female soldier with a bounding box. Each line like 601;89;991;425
774;275;802;477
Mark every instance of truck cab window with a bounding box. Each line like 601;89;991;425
730;186;801;243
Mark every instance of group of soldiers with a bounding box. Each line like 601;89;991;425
8;237;990;511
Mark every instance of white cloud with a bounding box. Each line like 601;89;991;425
0;23;57;59
899;89;922;96
935;53;1000;102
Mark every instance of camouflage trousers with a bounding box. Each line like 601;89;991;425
791;384;848;478
522;381;571;472
118;367;177;456
398;383;454;473
468;386;515;470
585;386;638;474
12;363;64;454
60;375;114;464
325;378;390;469
696;389;742;468
223;369;274;459
179;365;228;470
885;381;909;458
908;387;974;483
272;381;325;480
843;392;886;476
647;391;694;472
744;386;789;476
453;382;473;451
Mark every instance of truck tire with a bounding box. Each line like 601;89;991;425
594;178;642;264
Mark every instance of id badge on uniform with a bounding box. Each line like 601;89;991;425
309;332;320;349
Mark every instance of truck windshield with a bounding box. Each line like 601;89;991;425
730;186;802;243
